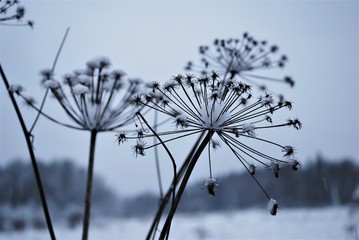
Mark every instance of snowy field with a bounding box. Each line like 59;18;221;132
1;207;353;240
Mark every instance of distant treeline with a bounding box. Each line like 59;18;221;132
1;156;358;221
125;156;359;216
0;159;121;219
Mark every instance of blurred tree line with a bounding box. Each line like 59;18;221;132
0;156;358;220
0;159;121;230
179;156;359;212
126;156;359;216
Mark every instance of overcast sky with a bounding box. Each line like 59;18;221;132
1;0;358;196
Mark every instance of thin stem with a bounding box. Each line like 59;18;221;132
136;112;177;210
153;111;164;198
29;27;70;134
146;132;205;240
159;131;213;240
82;130;98;240
0;64;56;240
208;141;213;178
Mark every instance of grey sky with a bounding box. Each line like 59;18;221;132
1;1;358;196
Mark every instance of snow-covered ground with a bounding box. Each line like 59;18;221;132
1;207;355;240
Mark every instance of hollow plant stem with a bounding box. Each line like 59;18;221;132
159;130;213;240
82;130;98;240
0;64;56;240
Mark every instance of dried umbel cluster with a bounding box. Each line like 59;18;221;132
0;0;33;27
42;58;143;131
185;32;294;92
11;58;142;132
122;72;301;215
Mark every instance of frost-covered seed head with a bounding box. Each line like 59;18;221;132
175;115;189;128
203;178;219;196
185;33;295;93
282;146;295;157
291;160;301;171
270;161;280;178
133;139;146;157
116;131;127;145
287;118;302;130
125;72;301;214
267;198;279;216
241;123;256;137
260;93;274;107
31;58;143;131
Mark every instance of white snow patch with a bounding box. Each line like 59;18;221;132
1;207;349;239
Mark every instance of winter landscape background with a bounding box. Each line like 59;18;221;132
0;157;358;239
1;0;358;239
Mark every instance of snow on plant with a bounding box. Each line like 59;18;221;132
10;57;143;239
185;33;294;93
124;72;301;238
33;57;142;131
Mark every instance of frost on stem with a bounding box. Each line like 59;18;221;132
124;72;301;214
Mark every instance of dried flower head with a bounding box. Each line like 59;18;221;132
126;72;301;213
115;131;127;145
185;33;294;93
17;57;142;131
203;178;219;196
267;198;279;215
133;139;146;156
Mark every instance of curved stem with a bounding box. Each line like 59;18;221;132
159;131;213;240
136;112;177;209
0;64;56;239
153;111;164;198
82;130;98;240
146;132;205;240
